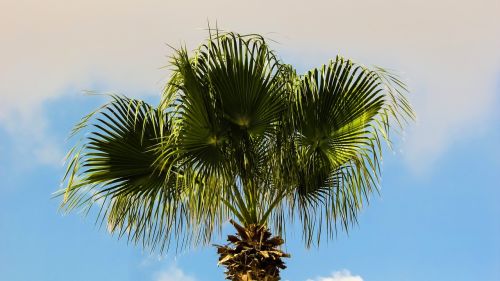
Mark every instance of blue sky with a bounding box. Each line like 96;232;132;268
1;1;499;280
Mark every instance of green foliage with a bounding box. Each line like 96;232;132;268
59;30;414;252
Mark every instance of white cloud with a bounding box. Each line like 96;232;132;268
153;265;197;281
140;254;164;268
33;142;64;166
1;0;499;171
0;104;64;168
306;270;364;281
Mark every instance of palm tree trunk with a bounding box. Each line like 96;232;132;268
215;220;290;281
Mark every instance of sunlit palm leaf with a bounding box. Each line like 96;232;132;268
267;57;414;246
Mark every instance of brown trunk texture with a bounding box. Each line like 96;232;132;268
215;220;290;281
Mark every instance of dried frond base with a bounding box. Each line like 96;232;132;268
215;220;290;281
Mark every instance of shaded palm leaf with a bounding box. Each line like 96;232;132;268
60;95;187;251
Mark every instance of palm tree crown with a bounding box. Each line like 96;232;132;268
60;30;414;263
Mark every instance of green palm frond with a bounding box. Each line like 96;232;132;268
59;95;190;252
159;32;293;226
164;32;287;179
266;57;414;246
59;30;414;253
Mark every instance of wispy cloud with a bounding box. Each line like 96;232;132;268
0;105;64;169
306;270;364;281
153;265;197;281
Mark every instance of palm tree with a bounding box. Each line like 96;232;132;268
59;30;414;281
